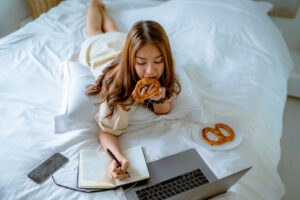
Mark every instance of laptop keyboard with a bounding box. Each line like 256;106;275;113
135;168;209;200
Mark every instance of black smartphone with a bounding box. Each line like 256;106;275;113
28;153;69;184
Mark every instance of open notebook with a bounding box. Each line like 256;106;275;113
78;146;150;189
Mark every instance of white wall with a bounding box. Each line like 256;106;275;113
271;7;300;51
270;7;300;98
0;0;31;38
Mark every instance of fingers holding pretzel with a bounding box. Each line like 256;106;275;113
139;82;155;96
149;87;166;101
132;78;161;101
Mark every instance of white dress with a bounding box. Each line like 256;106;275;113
79;32;130;136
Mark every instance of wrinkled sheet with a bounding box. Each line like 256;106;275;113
0;0;293;199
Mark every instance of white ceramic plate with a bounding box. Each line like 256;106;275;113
192;123;243;151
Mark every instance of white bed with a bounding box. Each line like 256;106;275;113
0;0;293;199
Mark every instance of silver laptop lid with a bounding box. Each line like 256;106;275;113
124;148;251;200
124;148;218;200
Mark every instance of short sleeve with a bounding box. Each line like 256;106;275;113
95;101;129;136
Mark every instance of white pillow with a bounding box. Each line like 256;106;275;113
54;61;99;133
54;60;204;133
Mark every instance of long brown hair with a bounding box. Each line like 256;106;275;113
86;20;181;118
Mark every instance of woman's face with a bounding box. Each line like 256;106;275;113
134;43;164;80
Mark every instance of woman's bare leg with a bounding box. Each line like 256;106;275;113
86;0;105;37
103;12;119;33
86;0;119;36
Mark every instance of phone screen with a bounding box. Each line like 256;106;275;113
28;153;69;184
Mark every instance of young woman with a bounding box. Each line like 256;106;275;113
80;0;181;180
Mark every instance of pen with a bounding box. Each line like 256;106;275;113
107;148;130;178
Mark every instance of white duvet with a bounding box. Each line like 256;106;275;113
0;0;293;199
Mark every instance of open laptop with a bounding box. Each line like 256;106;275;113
124;148;251;200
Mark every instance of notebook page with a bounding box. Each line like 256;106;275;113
79;150;114;188
116;146;150;186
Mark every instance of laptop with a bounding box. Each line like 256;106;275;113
124;148;251;200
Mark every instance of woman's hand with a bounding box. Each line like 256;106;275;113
141;83;171;114
108;157;129;180
140;83;166;101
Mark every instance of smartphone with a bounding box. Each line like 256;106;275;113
28;153;69;184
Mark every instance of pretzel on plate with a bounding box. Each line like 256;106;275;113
132;78;161;101
202;123;235;146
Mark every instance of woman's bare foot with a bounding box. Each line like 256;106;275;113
97;0;106;12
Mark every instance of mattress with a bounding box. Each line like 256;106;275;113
0;0;293;199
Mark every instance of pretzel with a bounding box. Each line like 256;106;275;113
202;123;235;146
132;78;161;101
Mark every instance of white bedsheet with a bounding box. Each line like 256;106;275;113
0;0;293;199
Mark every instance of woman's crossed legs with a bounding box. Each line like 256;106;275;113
87;0;119;37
